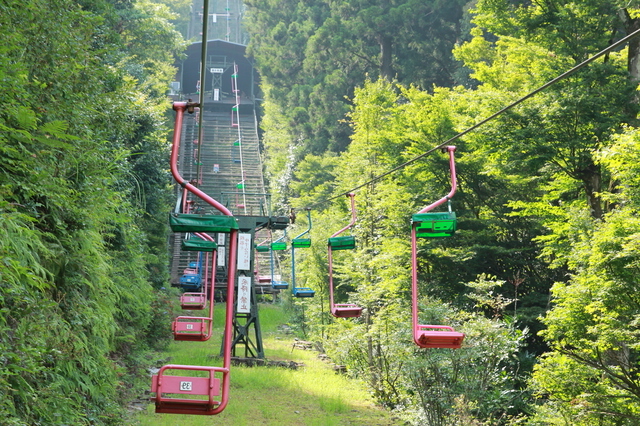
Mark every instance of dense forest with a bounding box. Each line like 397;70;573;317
3;0;640;425
246;0;640;424
0;0;188;424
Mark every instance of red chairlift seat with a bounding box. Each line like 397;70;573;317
180;292;207;310
172;316;213;341
331;303;362;318
414;325;464;349
151;364;226;415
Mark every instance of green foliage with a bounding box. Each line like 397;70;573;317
246;0;472;207
528;142;640;422
0;0;182;423
407;304;528;425
276;76;546;424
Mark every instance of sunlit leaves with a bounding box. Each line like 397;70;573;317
0;0;179;423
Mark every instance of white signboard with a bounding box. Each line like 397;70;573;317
217;233;225;246
210;67;224;74
213;88;220;101
237;233;251;271
237;276;251;313
217;246;226;267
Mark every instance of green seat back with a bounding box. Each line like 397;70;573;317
271;242;287;251
328;236;356;250
413;212;456;238
255;245;270;253
292;238;311;248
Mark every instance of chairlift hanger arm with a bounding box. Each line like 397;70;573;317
171;102;233;217
293;209;312;240
418;146;457;214
273;229;287;243
330;193;357;238
291;209;314;297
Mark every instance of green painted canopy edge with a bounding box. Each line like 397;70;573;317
181;239;218;252
170;213;239;232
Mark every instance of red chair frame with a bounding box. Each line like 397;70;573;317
175;235;217;340
411;146;464;348
328;193;362;318
153;101;238;415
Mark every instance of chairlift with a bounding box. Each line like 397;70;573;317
411;146;464;349
155;102;238;415
180;237;212;310
151;364;227;415
180;293;207;310
180;273;202;292
328;194;362;318
174;235;218;341
270;231;288;290
292;209;315;298
253;239;272;285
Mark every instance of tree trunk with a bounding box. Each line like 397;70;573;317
622;9;640;85
379;34;393;81
579;160;603;220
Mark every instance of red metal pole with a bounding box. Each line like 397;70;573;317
212;228;237;414
411;225;420;341
328;245;335;308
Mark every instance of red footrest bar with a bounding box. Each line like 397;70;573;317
151;364;227;415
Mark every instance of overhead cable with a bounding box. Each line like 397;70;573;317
310;26;640;209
